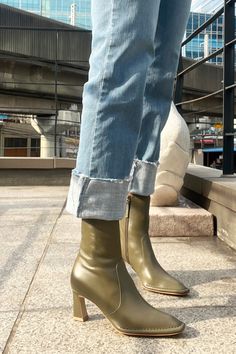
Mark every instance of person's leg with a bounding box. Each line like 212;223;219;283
67;0;185;336
66;0;161;221
130;0;192;195
120;0;192;296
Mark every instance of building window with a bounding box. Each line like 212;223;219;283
4;137;27;156
31;138;40;157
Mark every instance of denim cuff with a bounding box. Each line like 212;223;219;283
129;159;158;196
66;170;130;220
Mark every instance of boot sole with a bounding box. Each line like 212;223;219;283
115;323;185;337
143;284;190;297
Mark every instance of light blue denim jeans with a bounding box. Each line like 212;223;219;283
66;0;192;220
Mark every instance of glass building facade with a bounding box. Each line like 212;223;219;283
186;1;235;66
0;0;233;66
0;0;92;29
0;0;41;14
184;11;224;65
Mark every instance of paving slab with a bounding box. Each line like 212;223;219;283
51;214;81;244
1;187;236;354
0;239;54;311
0;186;68;352
0;311;18;353
5;218;236;353
0;186;68;199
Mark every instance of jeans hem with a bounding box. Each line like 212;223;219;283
66;171;130;220
129;159;158;196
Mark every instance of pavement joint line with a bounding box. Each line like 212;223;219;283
2;199;67;354
161;305;235;310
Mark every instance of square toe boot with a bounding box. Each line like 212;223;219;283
71;219;185;336
120;194;189;296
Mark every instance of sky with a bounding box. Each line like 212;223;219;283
191;0;223;13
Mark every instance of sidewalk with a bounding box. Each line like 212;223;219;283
1;186;236;354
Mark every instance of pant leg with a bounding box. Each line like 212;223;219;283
129;0;192;196
66;0;161;220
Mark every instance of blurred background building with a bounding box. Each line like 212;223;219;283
0;1;227;65
184;0;225;65
0;0;235;170
184;12;224;65
0;0;91;28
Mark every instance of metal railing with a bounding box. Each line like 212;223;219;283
175;0;236;175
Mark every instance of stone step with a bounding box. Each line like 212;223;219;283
149;195;214;237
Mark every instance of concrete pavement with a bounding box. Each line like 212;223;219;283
0;186;235;354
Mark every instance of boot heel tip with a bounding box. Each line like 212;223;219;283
73;315;89;322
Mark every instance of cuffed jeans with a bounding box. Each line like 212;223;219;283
66;0;192;220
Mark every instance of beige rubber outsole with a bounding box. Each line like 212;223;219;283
143;285;190;297
115;326;185;337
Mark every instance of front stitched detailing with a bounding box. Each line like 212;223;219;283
124;197;131;263
107;261;122;316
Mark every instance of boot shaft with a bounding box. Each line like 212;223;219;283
128;194;150;233
71;219;123;314
79;219;122;267
120;194;150;262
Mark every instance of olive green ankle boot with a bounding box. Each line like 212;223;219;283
120;194;189;296
71;219;185;336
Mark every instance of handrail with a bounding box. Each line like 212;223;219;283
182;0;236;47
177;47;224;77
176;0;236;175
182;7;224;47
